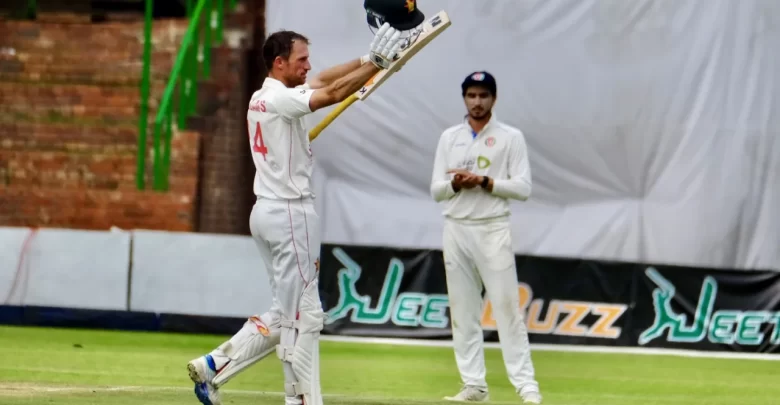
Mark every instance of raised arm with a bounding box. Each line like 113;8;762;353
307;62;379;111
489;132;532;201
306;55;370;89
270;58;381;119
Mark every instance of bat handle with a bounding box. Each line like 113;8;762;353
308;94;359;142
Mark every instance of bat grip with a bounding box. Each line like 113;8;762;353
308;94;359;142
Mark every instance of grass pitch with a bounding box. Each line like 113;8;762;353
0;325;778;405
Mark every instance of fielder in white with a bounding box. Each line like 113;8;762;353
430;71;542;404
186;26;405;405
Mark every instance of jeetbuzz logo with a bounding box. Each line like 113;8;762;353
638;267;780;346
477;156;491;169
481;282;627;339
325;247;449;328
638;267;715;345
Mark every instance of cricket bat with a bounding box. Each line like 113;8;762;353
308;10;451;141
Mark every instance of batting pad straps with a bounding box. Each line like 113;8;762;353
276;319;297;363
281;318;297;329
274;281;326;405
292;281;325;405
284;381;304;398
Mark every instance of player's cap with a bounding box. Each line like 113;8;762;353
461;71;497;97
364;0;426;31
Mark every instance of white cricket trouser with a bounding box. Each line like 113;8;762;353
249;197;321;319
442;216;539;394
249;197;322;400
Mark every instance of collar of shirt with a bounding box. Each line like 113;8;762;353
263;77;288;89
263;76;312;91
463;113;499;139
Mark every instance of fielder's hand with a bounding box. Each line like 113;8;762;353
368;22;403;69
448;169;482;189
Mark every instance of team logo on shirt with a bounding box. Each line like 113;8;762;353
455;157;476;172
485;136;495;147
477;155;491;169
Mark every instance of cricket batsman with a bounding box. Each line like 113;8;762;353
183;8;419;405
430;71;542;404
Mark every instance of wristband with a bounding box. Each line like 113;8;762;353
360;54;370;65
480;176;490;189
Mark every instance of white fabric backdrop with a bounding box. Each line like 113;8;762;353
265;0;779;270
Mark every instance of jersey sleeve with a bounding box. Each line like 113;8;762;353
490;132;532;201
270;87;314;120
430;132;458;202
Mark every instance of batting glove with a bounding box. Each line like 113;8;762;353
368;22;402;69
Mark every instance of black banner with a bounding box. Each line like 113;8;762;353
501;256;636;346
319;244;451;339
631;265;780;353
318;243;780;353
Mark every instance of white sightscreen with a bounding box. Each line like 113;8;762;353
265;0;779;270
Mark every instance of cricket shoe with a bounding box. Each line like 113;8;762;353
519;390;542;404
187;355;222;405
443;385;489;402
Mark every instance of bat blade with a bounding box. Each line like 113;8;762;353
308;10;451;141
356;10;452;100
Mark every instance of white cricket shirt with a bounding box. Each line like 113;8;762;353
247;77;315;200
430;114;532;220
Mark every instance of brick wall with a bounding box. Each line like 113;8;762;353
0;186;194;231
191;46;254;234
0;16;201;231
0;1;266;234
192;0;265;235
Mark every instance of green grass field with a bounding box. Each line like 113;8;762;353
0;325;778;405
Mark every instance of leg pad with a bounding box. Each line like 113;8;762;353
276;281;325;405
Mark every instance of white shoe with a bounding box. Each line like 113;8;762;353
519;391;542;404
187;355;222;405
443;385;489;402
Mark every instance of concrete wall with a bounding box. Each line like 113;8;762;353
0;226;273;318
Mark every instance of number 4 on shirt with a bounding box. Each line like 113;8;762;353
251;121;268;160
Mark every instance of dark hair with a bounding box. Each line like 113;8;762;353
262;30;310;71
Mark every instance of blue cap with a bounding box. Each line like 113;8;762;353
461;71;497;97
